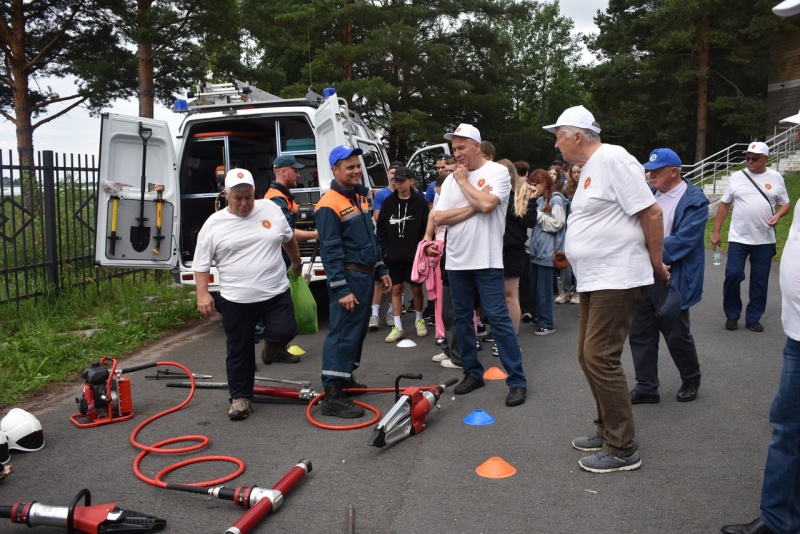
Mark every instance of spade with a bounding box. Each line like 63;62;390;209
130;122;153;252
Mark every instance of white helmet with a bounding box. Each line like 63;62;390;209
0;408;45;452
0;431;9;464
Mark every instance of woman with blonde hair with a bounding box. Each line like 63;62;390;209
496;159;537;340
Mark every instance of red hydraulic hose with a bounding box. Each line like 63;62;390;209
129;361;245;488
305;385;444;431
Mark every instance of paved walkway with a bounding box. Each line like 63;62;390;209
1;248;787;533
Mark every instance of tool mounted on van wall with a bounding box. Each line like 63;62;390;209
147;183;165;254
130;123;152;253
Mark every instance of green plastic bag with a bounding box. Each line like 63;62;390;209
288;270;318;334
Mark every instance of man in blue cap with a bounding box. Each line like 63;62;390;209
315;145;392;418
628;148;708;405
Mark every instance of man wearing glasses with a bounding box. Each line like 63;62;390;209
711;142;791;333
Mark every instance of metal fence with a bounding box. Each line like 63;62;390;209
1;149;155;304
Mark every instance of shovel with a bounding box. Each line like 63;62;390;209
130;122;153;252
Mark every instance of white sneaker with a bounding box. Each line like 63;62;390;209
440;358;462;369
368;315;380;331
385;312;394;327
570;292;580;304
432;352;448;362
385;327;404;343
555;291;570;304
415;319;428;337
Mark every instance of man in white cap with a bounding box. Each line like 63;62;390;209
543;105;669;473
194;168;304;421
711;141;791;333
433;123;528;408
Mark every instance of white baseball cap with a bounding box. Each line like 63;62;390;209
444;123;481;142
774;0;800;16
745;141;769;156
224;168;255;189
543;105;601;134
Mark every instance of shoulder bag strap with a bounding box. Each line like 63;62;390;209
741;170;774;215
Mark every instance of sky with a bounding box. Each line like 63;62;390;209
0;0;609;158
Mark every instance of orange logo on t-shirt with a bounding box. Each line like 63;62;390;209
765;183;772;190
477;178;486;188
584;177;592;189
262;220;272;229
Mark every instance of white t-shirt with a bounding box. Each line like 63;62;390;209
436;161;510;270
565;143;656;292
781;200;800;340
722;169;789;245
193;199;293;303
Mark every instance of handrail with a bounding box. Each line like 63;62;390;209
685;123;800;194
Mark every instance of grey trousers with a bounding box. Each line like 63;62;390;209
628;284;701;395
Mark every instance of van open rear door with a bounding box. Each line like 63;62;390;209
314;94;352;192
94;114;179;269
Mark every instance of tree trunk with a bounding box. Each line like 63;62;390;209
8;0;36;210
137;0;156;118
695;14;710;162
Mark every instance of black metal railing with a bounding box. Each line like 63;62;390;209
1;149;154;304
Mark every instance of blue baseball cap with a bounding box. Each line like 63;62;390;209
273;155;304;169
643;148;681;170
329;145;363;167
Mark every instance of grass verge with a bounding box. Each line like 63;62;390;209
0;276;199;408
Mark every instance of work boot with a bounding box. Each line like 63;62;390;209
321;385;365;418
262;344;300;365
341;374;368;396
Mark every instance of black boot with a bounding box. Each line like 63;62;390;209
262;344;300;365
321;385;365;418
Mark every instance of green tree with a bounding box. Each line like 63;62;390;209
238;0;537;161
493;0;587;164
588;0;788;162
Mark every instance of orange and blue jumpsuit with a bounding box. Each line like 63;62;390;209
315;181;387;386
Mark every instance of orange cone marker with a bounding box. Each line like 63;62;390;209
475;457;517;478
483;366;507;380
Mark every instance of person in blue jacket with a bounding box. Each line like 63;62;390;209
628;148;709;404
315;145;392;418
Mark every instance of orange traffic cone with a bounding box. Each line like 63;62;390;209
483;366;507;380
475;457;517;478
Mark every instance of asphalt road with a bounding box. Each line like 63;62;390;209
1;248;787;534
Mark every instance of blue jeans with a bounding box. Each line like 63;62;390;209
447;269;526;388
321;270;373;386
529;263;555;329
723;242;775;324
760;336;800;533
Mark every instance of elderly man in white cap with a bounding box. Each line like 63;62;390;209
711;141;791;333
194;168;303;421
433;123;528;408
543;105;669;473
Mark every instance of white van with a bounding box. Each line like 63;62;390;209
94;82;448;291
